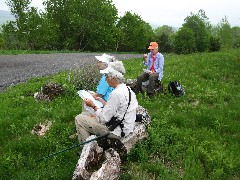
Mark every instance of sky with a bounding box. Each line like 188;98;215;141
1;0;239;27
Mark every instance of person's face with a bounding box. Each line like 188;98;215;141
106;74;118;88
150;48;158;55
105;74;113;86
97;62;108;70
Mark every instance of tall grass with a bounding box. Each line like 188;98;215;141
121;49;240;179
0;49;239;179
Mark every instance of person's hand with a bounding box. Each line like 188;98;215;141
143;54;147;63
90;114;96;117
95;97;107;106
92;93;103;100
92;93;98;99
84;98;95;108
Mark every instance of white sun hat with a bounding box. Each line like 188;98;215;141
95;54;109;64
95;53;118;63
100;67;124;79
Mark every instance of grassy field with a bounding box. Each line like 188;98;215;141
0;49;239;179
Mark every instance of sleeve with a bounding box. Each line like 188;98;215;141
143;53;151;67
155;54;164;80
95;92;120;124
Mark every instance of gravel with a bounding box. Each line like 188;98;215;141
0;53;141;92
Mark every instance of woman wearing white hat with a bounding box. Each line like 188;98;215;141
92;53;125;102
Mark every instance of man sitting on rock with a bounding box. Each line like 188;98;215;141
75;67;138;142
135;42;164;97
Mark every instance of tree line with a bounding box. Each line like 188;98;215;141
0;0;239;54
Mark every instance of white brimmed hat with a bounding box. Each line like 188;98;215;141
100;67;124;79
95;54;109;63
95;53;117;64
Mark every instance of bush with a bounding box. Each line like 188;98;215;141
157;33;173;53
71;64;101;91
174;27;196;54
209;36;221;52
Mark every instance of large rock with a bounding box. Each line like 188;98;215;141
121;122;148;153
72;105;151;179
34;82;65;102
72;135;104;180
90;148;121;180
126;78;165;94
72;136;121;180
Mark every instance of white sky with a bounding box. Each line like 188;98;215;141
1;0;239;27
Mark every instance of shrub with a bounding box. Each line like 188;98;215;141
209;36;221;52
71;64;101;91
174;27;196;54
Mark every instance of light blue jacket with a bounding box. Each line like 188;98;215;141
96;74;114;101
144;52;164;80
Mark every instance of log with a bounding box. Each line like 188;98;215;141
72;135;103;180
72;136;121;180
73;105;151;179
121;122;148;153
90;148;121;180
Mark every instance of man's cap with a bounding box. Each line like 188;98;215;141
148;42;158;50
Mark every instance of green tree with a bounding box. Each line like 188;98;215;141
6;0;31;49
155;25;175;36
183;9;210;52
4;0;52;50
43;0;73;50
116;11;154;53
157;33;173;53
232;26;240;48
1;21;20;49
43;0;118;51
155;25;175;53
4;0;119;51
174;27;196;54
0;31;6;49
216;17;233;49
209;36;221;52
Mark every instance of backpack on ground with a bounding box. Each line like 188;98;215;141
168;81;185;97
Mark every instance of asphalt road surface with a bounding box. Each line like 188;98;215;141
0;53;141;92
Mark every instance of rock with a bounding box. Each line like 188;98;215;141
72;135;104;180
121;123;148;153
31;121;52;136
90;148;121;180
125;79;137;93
34;82;65;102
73;105;151;179
126;78;165;94
72;136;121;180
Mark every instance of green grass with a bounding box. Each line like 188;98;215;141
0;49;240;179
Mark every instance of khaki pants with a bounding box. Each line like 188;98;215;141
75;113;120;143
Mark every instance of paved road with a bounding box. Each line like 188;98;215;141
0;53;141;92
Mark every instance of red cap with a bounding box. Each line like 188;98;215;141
148;42;158;50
